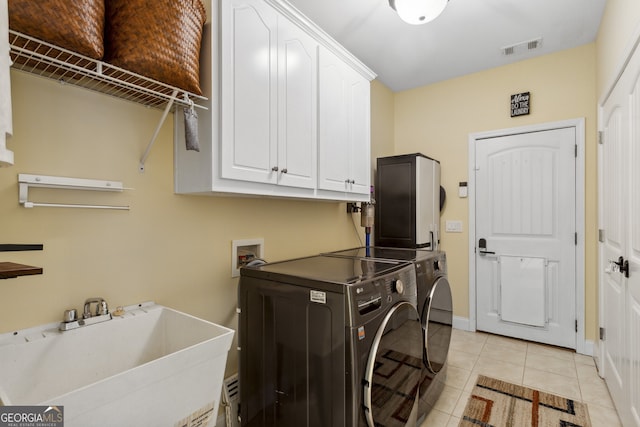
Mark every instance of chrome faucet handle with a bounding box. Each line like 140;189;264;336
97;300;109;316
63;309;78;323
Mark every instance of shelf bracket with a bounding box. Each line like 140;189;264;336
139;89;179;173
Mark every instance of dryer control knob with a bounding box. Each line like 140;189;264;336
392;279;404;295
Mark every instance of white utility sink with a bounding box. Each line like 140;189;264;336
0;302;234;427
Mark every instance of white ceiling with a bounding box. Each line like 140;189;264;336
286;0;608;92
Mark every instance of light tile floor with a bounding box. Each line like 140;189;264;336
420;329;622;427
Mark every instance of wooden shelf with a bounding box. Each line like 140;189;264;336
0;262;43;279
0;244;43;252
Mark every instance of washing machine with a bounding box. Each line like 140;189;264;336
238;254;423;426
324;247;452;422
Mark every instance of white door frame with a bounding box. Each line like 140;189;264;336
467;118;587;354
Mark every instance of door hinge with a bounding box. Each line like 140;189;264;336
575;232;578;245
600;327;606;341
598;229;605;242
575;319;578;333
598;131;604;145
575;144;578;157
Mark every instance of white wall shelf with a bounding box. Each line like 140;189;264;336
9;30;208;171
9;30;206;111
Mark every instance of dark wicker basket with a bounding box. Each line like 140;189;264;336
105;0;206;95
8;0;105;59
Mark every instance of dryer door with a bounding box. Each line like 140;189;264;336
422;276;453;374
363;301;422;427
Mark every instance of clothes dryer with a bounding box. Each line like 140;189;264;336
238;255;422;427
324;247;452;422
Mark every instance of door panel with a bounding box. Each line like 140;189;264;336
221;0;278;183
318;49;349;192
600;36;640;426
475;128;576;348
628;66;640;427
318;48;371;195
278;19;317;189
602;90;628;420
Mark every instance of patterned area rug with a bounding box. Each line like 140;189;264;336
460;375;591;427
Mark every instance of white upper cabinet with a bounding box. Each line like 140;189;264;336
318;48;371;195
174;0;375;201
276;17;317;189
220;0;278;185
221;0;316;189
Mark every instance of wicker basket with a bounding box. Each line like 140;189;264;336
8;0;105;59
105;0;206;95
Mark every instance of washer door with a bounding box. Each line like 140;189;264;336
363;301;422;427
422;276;453;374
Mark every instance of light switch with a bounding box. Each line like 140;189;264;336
445;220;463;233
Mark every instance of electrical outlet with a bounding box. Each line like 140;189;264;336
232;238;264;277
346;202;360;213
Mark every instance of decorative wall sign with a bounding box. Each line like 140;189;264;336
511;92;530;117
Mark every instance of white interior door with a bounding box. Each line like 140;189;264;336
599;36;640;426
475;128;577;348
601;81;627;422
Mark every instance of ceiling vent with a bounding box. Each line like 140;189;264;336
502;37;543;56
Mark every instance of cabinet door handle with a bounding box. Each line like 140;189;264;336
271;166;279;172
281;169;288;174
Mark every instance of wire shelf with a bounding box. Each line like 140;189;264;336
8;30;207;111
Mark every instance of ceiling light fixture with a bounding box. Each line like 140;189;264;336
389;0;448;25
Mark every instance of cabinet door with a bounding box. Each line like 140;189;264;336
221;0;278;184
348;75;371;195
318;48;371;195
277;19;317;189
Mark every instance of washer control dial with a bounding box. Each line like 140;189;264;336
392;279;404;295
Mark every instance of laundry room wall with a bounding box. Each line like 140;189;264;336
596;0;640;97
392;43;598;342
0;71;393;375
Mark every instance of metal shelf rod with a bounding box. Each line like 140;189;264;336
139;89;178;173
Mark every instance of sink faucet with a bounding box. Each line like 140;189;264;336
59;297;112;331
83;297;109;318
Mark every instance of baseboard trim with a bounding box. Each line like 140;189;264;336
453;316;472;331
452;316;595;357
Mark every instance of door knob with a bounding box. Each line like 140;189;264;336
615;256;630;278
612;256;630;278
622;260;630;278
478;238;495;255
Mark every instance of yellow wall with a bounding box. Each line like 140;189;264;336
596;0;640;97
370;79;396;163
392;44;598;340
0;72;393;374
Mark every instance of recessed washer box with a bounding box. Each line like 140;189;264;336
232;238;264;277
